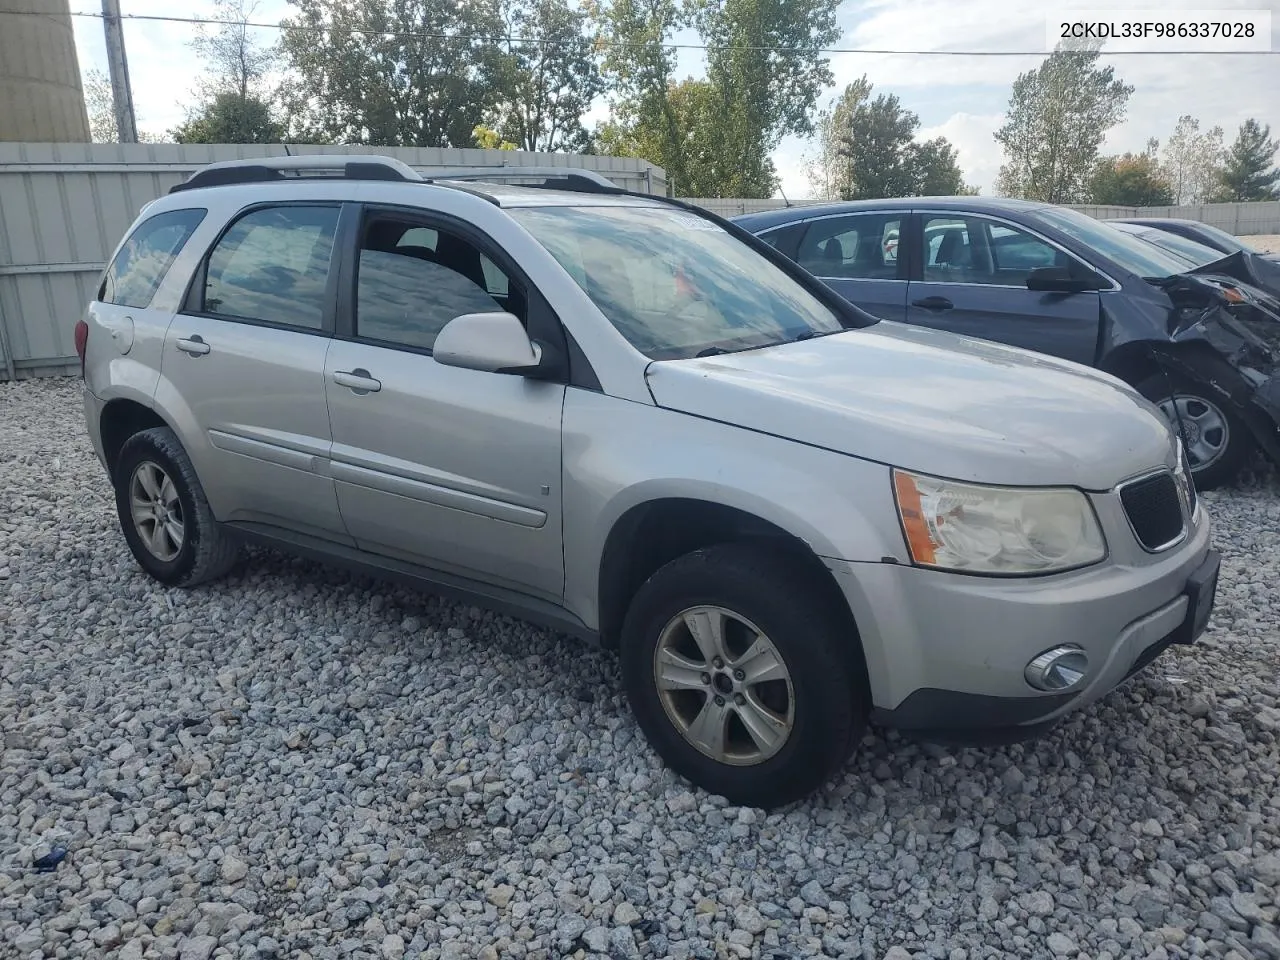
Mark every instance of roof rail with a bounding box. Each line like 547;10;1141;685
168;154;424;194
421;166;623;194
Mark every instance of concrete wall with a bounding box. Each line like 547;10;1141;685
0;0;90;143
0;142;667;379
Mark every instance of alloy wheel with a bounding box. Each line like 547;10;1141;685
653;605;795;766
128;461;184;561
1157;394;1230;470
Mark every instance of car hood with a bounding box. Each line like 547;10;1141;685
1186;250;1280;301
645;322;1176;490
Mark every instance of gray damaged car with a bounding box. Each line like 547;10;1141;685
737;197;1280;489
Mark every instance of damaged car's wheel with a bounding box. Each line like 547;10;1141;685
1135;373;1250;491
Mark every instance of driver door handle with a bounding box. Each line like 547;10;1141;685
333;369;382;394
175;335;211;356
911;296;954;311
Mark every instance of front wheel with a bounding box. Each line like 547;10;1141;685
1135;373;1251;491
620;544;867;808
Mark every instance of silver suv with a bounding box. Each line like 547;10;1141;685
79;156;1219;807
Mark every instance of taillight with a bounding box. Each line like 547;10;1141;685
74;319;89;377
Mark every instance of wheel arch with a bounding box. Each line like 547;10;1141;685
595;496;870;690
99;397;176;482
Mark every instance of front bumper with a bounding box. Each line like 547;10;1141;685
825;504;1215;740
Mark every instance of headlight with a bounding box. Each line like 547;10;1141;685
892;470;1106;575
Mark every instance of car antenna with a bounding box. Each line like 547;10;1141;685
778;186;793;209
282;142;293;157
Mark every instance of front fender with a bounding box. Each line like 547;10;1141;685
560;390;906;629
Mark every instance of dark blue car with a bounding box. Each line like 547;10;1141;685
734;197;1280;489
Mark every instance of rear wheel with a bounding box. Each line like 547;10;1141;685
1135;373;1250;491
113;427;240;586
620;543;866;808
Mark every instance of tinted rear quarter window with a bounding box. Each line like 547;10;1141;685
99;208;207;308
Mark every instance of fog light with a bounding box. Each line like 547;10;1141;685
1025;646;1089;692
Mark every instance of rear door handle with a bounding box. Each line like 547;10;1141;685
333;369;382;394
911;296;954;312
175;335;211;356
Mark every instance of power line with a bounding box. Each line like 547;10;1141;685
3;8;1277;55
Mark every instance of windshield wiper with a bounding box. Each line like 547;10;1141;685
695;346;729;357
782;329;842;345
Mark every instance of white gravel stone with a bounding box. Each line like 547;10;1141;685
1047;932;1076;954
220;854;249;883
2;377;1279;960
584;925;611;951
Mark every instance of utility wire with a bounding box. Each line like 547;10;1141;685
2;8;1277;55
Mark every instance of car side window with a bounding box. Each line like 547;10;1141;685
796;214;902;280
355;217;525;352
201;205;340;329
985;223;1063;283
923;216;1068;286
922;217;978;282
100;208;206;308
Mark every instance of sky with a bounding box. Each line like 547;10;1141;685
68;0;1280;198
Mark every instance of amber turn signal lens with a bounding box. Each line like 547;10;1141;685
892;470;937;565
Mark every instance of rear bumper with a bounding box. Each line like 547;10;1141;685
825;507;1215;738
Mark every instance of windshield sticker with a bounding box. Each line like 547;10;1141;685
668;214;723;233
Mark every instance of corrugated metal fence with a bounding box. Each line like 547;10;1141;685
3;139;1278;381
680;197;1280;231
0;142;667;380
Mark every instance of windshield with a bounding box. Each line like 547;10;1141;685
508;204;848;360
1136;229;1224;267
1182;220;1259;255
1035;207;1191;279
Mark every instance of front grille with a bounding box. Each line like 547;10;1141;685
1120;471;1186;551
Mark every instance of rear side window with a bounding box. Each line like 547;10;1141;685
200;205;340;330
99;208;206;308
796;213;902;280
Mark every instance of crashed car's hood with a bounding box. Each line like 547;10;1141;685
1186;250;1280;302
645;322;1176;490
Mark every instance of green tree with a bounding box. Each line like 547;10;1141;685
177;0;284;144
813;77;970;200
590;0;839;197
1090;152;1175;206
472;123;518;150
588;0;698;192
171;91;285;143
907;137;968;196
277;0;507;146
804;80;866;200
489;0;603;152
1218;119;1280;201
994;41;1133;203
1159;115;1226;204
691;0;841;196
81;67;166;143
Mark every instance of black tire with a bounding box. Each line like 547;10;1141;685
620;543;867;808
1134;372;1251;491
113;426;240;587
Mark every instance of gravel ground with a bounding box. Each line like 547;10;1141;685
1240;236;1280;255
2;377;1280;960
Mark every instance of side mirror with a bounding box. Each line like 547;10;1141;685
1026;266;1105;293
433;312;542;374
